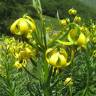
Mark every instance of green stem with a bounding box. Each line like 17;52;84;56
40;15;47;49
82;87;87;96
44;88;50;96
69;86;72;96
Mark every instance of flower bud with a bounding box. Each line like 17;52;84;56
60;18;70;26
60;19;67;26
64;77;73;86
68;8;77;15
74;16;81;23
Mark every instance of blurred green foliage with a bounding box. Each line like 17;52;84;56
41;0;96;19
0;0;96;35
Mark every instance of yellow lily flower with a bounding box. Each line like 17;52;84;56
46;48;68;68
10;16;36;36
64;77;73;86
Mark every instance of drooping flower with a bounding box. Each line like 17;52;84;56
10;16;36;37
46;48;68;68
68;28;88;47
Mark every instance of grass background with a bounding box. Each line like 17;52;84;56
0;0;96;35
